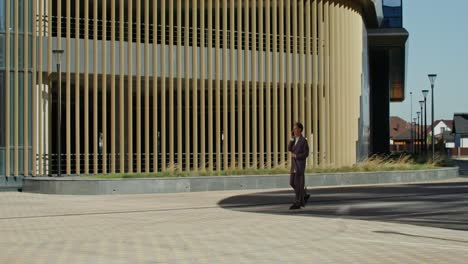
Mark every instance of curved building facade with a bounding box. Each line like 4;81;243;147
0;0;408;177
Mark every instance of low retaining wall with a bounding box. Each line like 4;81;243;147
22;167;459;195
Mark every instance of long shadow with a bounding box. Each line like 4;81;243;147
218;181;468;231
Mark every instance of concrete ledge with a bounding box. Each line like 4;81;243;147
22;167;459;195
0;176;24;192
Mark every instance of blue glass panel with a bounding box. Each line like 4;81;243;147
382;0;403;28
19;71;24;146
0;34;4;67
0;71;4;147
0;149;4;176
0;0;5;31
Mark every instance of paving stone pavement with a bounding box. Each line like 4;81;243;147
1;179;468;263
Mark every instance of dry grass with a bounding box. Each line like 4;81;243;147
90;154;447;179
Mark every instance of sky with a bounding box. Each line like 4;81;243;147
389;0;468;123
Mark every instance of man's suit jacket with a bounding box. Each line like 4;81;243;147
288;136;309;175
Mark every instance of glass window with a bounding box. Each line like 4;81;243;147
18;0;23;31
18;71;24;146
0;71;4;147
18;34;23;68
0;0;5;31
0;34;4;67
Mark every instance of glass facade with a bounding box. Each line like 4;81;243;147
0;0;33;177
382;0;403;28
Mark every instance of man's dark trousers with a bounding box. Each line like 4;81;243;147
290;172;305;205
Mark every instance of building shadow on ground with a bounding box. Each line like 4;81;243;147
218;181;468;231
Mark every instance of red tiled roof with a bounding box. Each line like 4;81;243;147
390;116;411;138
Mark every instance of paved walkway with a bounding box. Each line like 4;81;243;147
1;178;468;263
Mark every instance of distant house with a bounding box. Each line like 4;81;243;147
390;116;413;152
427;120;453;140
452;113;468;156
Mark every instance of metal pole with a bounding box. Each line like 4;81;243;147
410;92;413;152
424;97;427;155
431;83;435;160
420;105;423;154
417;113;420;154
57;63;62;177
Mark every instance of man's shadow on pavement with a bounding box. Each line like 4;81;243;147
218;181;468;231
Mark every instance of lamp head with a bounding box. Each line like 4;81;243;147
419;100;424;108
428;74;437;85
52;49;64;66
422;89;429;99
417;111;420;117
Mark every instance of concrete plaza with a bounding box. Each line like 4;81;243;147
1;178;468;263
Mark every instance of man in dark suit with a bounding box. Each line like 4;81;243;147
288;122;310;210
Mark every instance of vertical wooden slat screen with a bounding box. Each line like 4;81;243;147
236;0;242;169
21;0;373;177
176;0;181;169
13;0;18;176
65;0;71;175
299;0;305;134
201;0;207;170
272;0;278;168
311;0;318;167
305;0;312;169
265;0;271;169
251;0;258;168
215;0;221;170
318;0;325;166
73;0;79;175
36;0;43;176
136;0;141;173
222;0;228;170
193;0;199;171
127;0;133;173
84;0;89;174
23;0;29;176
208;0;214;170
229;0;235;168
184;0;189;171
102;0;107;174
258;0;264;168
175;0;181;169
119;0;125;172
4;0;10;176
324;1;330;166
38;0;43;175
161;0;167;170
285;0;291;166
93;0;98;174
110;0;116;173
152;0;158;172
330;0;337;166
279;0;285;166
47;0;52;176
244;0;250;168
292;0;298;123
32;0;37;176
144;0;149;173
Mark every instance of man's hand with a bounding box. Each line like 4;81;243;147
291;153;296;159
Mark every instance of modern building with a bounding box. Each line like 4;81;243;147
0;0;408;179
452;113;468;156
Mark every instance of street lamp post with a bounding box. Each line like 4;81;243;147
422;90;429;155
416;111;421;154
419;101;424;154
428;74;437;161
413;118;417;154
53;49;64;176
410;92;413;152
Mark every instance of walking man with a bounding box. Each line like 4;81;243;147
288;122;310;210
